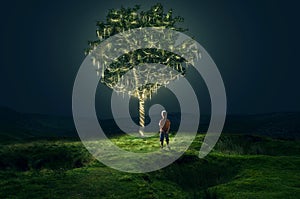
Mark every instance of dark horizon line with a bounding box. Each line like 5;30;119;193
1;105;300;119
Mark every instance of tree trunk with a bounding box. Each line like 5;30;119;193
138;91;145;136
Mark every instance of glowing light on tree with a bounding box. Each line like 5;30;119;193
86;4;200;136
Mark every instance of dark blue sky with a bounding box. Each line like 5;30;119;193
1;0;299;116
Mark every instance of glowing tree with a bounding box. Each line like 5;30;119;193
86;4;199;135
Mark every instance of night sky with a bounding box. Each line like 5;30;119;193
1;0;299;117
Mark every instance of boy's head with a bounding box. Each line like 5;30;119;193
161;110;167;118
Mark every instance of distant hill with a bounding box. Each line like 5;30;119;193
0;107;299;141
222;113;300;139
0;107;76;141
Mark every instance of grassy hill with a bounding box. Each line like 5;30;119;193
0;107;299;198
0;133;299;198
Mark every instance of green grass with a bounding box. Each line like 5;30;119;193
0;133;300;198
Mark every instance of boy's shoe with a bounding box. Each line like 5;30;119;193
167;145;171;150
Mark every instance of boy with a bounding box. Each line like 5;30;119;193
159;110;171;149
